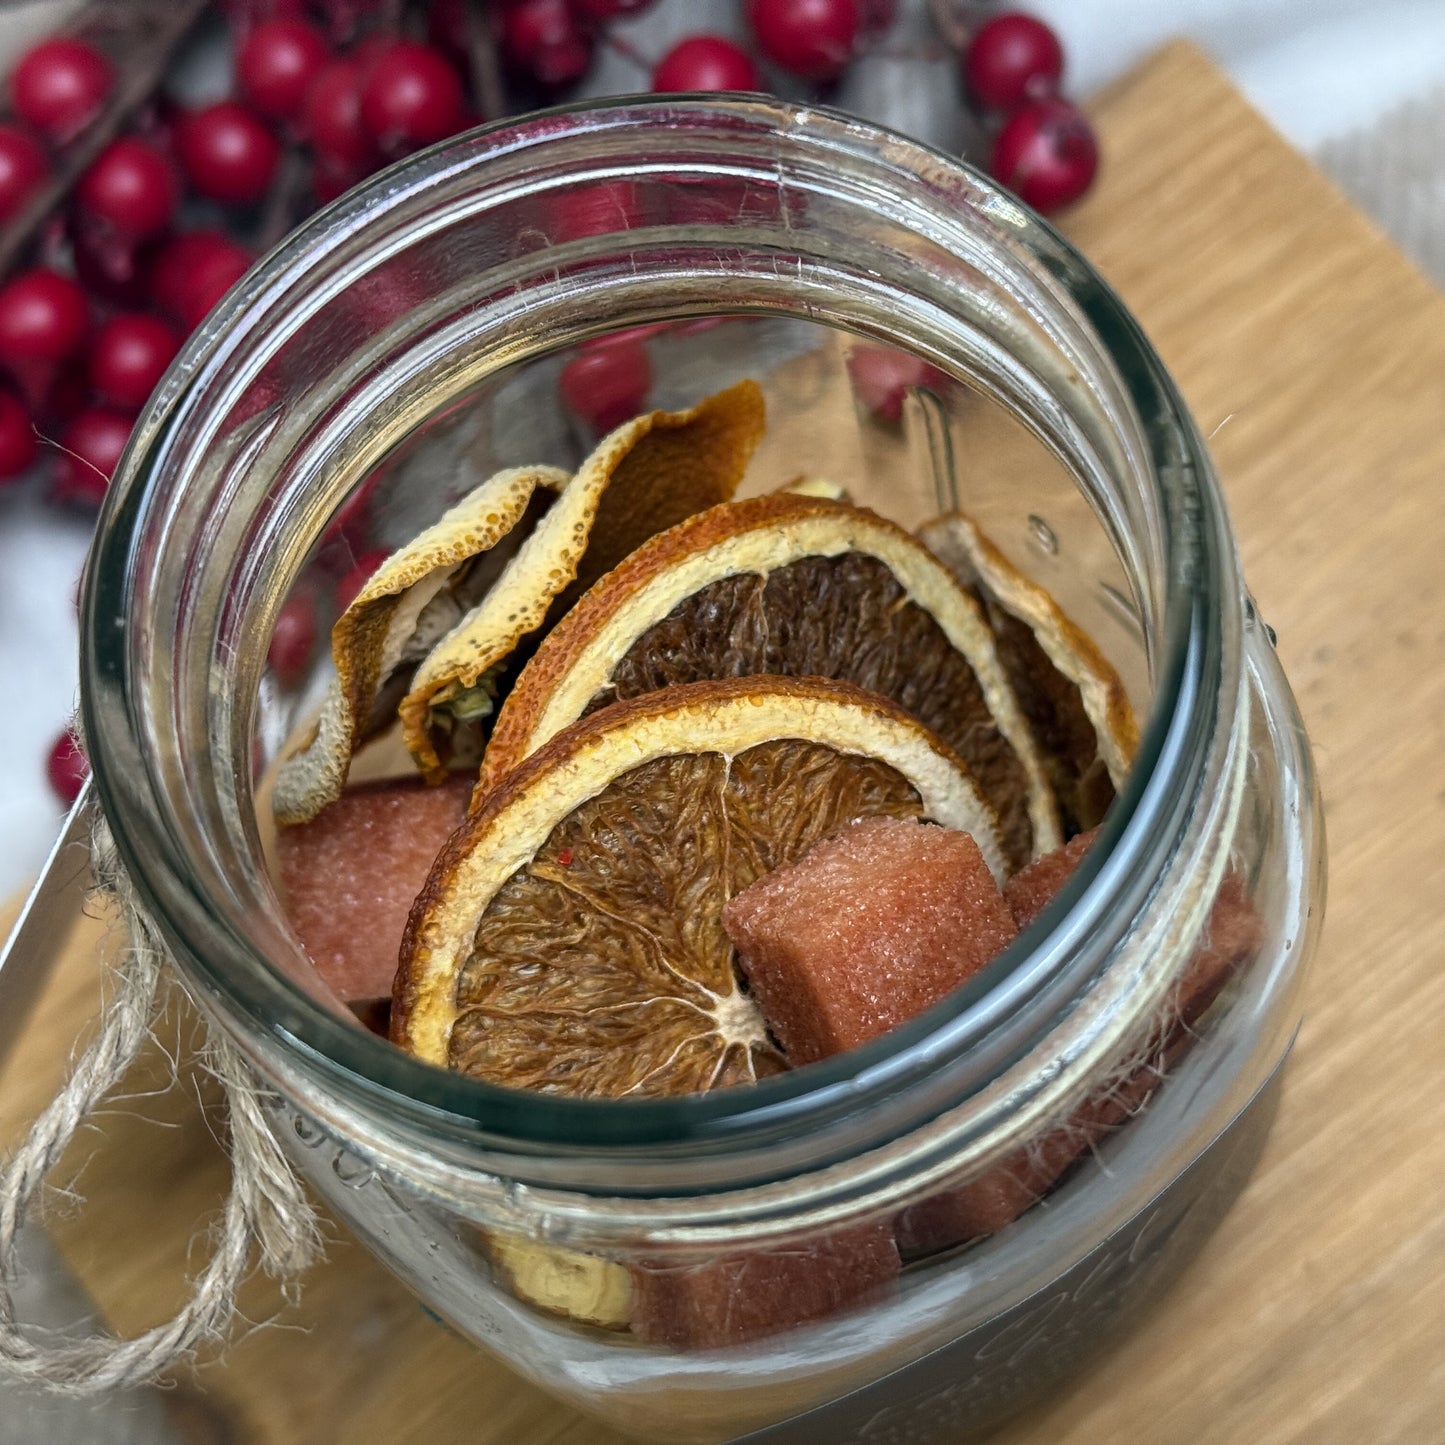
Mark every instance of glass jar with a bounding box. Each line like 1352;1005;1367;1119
81;98;1324;1443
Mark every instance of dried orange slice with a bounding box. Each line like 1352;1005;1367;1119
393;676;1002;1091
476;493;1059;873
272;464;566;825
396;380;765;783
485;1233;632;1331
918;513;1138;834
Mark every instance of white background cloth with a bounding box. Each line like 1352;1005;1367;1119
3;0;1444;898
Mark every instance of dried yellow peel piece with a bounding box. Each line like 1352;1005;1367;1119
486;1234;632;1331
397;380;766;783
272;464;566;825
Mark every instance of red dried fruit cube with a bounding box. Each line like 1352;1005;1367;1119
900;835;1266;1255
631;1222;900;1349
723;816;1018;1065
1003;824;1099;929
896;1052;1168;1254
278;774;470;1002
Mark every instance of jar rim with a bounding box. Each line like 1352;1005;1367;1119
81;95;1232;1190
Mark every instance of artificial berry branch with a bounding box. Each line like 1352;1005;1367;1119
458;0;509;126
0;0;210;278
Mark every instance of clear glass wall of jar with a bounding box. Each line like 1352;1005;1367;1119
82;99;1324;1443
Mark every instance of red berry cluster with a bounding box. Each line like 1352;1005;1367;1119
2;5;1097;513
495;0;1097;227
962;12;1098;215
494;0;891;96
0;12;459;797
5;2;1097;803
0;14;484;512
0;32;255;507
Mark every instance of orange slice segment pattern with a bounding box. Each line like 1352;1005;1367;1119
478;493;1060;872
395;677;1003;1093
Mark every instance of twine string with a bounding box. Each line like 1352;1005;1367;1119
0;813;321;1395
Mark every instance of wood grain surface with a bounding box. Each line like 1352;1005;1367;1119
3;41;1443;1445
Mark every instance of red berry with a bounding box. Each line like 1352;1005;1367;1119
558;336;652;434
52;406;132;507
325;469;380;545
349;32;397;72
268;592;319;686
46;729;90;806
846;345;944;423
36;360;89;428
502;0;596;88
334;547;388;611
0;124;48;225
304;57;378;169
990;97;1097;214
149;230;253;331
10;38;113;144
360;41;466;157
746;0;860;83
90;313;181;411
311;156;367;204
76;137;178;241
0;268;88;366
963;13;1064;112
69;219;159;305
0;390;36;481
573;0;656;16
652;36;760;92
237;18;331;122
548;179;642;241
859;0;897;39
177;102;281;207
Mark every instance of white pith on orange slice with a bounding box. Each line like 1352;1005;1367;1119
397;380;766;783
476;492;1060;873
393;676;1002;1091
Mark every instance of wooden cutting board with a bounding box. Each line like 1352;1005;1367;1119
4;41;1443;1445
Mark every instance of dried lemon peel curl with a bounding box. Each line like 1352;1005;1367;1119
477;492;1061;868
272;464;568;825
394;675;1003;1072
397;380;766;783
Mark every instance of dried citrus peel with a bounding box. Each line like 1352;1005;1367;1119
486;1234;632;1331
779;475;848;500
396;380;766;782
395;676;1002;1072
476;493;1060;867
919;512;1138;787
272;464;567;825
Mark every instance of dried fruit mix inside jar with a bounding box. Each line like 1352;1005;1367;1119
268;369;1255;1354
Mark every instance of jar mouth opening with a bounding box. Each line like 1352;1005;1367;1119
82;96;1226;1173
